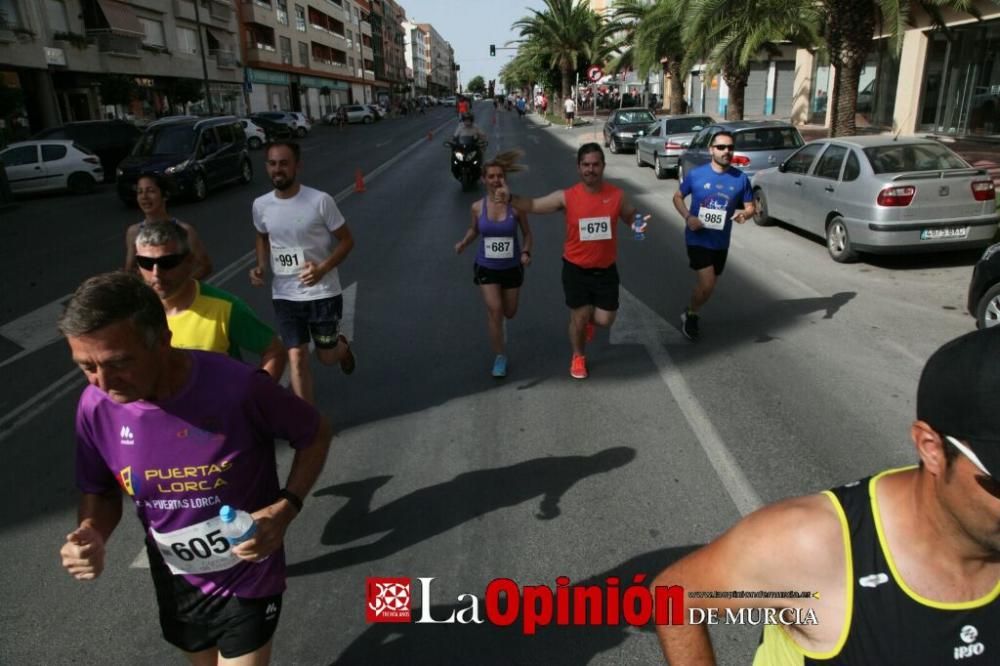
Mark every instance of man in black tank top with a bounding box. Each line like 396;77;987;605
651;328;1000;665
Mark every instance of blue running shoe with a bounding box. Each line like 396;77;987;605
492;354;508;378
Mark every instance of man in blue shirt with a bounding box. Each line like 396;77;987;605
672;131;754;340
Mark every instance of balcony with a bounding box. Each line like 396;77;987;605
359;20;371;37
246;42;279;64
208;0;233;22
361;45;372;60
174;0;196;20
88;30;141;56
241;0;273;25
310;0;344;22
212;49;238;67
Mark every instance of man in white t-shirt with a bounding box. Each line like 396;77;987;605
564;97;576;129
250;141;356;404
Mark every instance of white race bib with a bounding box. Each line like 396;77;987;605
579;216;612;241
270;245;305;276
697;207;727;230
150;516;237;575
484;237;514;259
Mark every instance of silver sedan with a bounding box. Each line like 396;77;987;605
635;115;714;179
751;136;999;262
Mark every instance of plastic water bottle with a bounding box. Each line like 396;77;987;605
220;505;263;553
633;212;646;241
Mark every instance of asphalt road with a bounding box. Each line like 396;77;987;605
0;102;983;665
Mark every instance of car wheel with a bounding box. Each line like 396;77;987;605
191;173;208;201
239;160;252;185
654;155;667;179
826;216;858;263
975;283;1000;329
635;149;644;167
609;138;619;154
67;172;96;195
296;127;307;137
677;163;685;183
603;134;609;148
363;116;373;124
753;188;774;226
248;136;262;149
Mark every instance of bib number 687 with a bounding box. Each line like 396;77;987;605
169;529;230;561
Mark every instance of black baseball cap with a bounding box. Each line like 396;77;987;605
917;327;1000;478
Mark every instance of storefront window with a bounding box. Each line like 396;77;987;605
856;39;898;130
809;52;830;124
919;19;1000;137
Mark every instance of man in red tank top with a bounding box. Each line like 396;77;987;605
500;143;644;379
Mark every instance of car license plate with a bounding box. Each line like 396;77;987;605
619;132;633;138
920;226;968;240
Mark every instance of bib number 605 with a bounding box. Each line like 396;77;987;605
169;529;230;561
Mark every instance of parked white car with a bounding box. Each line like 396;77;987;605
0;140;104;195
286;111;311;136
239;118;268;149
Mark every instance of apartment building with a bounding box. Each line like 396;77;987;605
401;20;425;96
416;22;452;97
0;0;242;133
238;0;382;117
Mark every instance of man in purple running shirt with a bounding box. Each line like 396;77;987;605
58;272;331;664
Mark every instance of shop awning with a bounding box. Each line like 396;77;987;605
95;0;144;36
205;28;228;49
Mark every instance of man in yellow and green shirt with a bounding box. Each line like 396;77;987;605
135;221;286;379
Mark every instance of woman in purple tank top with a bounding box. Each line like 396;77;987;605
454;150;533;378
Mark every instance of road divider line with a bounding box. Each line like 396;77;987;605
612;287;763;517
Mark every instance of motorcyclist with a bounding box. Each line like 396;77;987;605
453;112;487;146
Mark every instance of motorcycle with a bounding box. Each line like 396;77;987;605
444;136;487;191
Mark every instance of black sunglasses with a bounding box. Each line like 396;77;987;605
712;144;735;151
135;253;188;270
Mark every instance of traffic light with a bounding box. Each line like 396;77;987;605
489;44;495;57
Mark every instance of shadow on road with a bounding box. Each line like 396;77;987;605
288;447;636;576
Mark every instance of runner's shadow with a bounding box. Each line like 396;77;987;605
749;292;856;343
287;447;636;576
328;544;699;665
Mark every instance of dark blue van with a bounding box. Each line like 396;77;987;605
116;115;252;204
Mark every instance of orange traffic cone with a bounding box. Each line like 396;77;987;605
354;168;365;193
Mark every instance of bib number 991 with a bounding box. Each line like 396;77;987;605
169;529;230;562
275;253;299;269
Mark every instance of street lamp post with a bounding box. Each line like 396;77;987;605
192;0;215;114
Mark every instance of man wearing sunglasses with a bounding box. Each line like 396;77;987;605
672;130;754;340
652;327;1000;665
135;221;286;380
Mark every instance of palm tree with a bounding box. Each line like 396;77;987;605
617;0;689;114
512;0;611;102
682;0;820;120
821;0;979;136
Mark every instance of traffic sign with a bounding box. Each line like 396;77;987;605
587;65;602;83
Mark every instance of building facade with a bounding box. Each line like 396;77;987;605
238;0;384;118
682;1;1000;140
417;22;452;97
402;20;426;96
0;0;242;135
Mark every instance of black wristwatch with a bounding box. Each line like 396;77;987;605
278;488;303;513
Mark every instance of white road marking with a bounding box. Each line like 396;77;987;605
611;287;763;516
0;296;70;355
